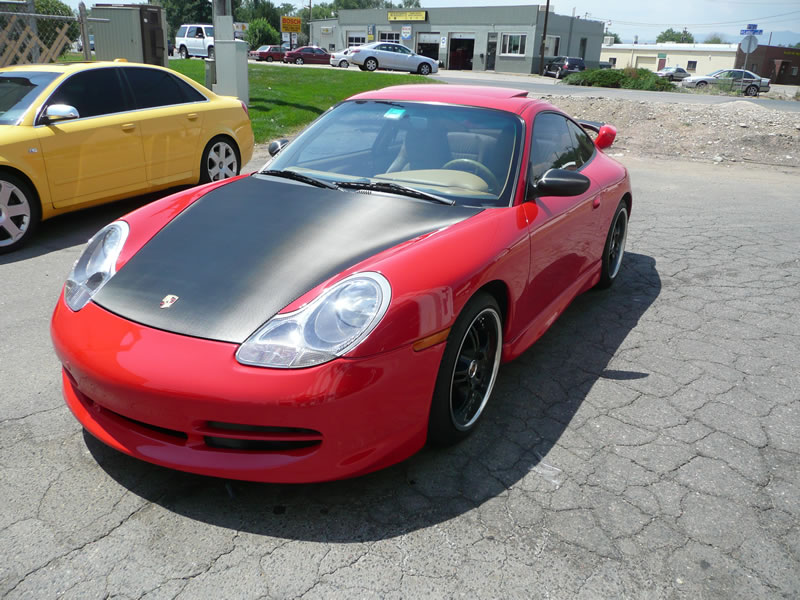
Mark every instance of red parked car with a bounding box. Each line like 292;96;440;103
51;85;631;483
249;44;284;62
282;45;330;65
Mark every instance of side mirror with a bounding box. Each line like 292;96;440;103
595;124;616;150
528;168;591;199
42;104;80;124
268;138;290;156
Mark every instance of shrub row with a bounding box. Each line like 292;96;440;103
563;68;675;92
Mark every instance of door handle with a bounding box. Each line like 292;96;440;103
121;123;136;132
187;113;198;120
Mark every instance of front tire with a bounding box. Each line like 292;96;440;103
695;81;708;88
295;57;304;65
0;173;40;254
179;46;188;59
200;136;240;183
428;292;503;446
596;200;628;289
365;57;378;71
207;46;214;60
418;62;432;75
745;85;758;96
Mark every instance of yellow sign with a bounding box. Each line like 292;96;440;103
281;16;302;33
387;11;427;22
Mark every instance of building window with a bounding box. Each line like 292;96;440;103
579;37;587;59
751;63;758;72
687;60;697;71
501;33;527;56
792;66;798;77
347;33;365;46
380;32;400;43
608;57;617;66
543;34;559;56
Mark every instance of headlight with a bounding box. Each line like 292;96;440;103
236;272;391;368
64;221;128;311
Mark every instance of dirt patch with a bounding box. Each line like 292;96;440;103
540;95;800;168
244;95;800;172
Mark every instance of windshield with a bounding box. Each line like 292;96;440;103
265;100;524;207
0;71;59;125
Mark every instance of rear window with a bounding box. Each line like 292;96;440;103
0;71;59;125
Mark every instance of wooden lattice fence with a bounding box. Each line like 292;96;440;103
0;11;76;66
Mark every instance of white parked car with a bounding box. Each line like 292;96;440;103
349;42;438;75
682;69;770;96
175;24;215;59
330;47;357;68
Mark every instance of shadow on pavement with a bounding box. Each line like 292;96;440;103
86;251;661;541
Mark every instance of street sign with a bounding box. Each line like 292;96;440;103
746;24;757;30
740;35;759;53
740;29;763;36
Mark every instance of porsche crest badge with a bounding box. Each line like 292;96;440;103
160;294;179;309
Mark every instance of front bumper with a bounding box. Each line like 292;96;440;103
51;295;444;483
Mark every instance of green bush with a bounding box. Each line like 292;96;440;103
563;67;675;92
245;18;279;49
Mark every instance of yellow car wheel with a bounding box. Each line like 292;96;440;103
200;136;241;183
0;172;40;255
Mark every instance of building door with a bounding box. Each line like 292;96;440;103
657;58;666;70
486;32;497;70
417;32;440;63
449;33;475;71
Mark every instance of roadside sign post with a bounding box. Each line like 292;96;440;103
739;31;759;95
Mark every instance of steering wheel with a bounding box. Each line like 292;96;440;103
442;159;500;193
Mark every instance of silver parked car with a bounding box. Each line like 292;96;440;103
349;42;438;75
682;69;770;96
330;47;357;68
656;66;690;81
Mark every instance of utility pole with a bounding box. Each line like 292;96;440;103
309;0;312;44
537;0;550;75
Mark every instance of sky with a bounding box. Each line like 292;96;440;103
64;0;800;45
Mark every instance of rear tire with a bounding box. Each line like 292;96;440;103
200;136;240;183
0;172;40;255
179;46;188;59
365;57;378;71
596;200;628;289
745;85;758;96
266;56;273;62
427;292;503;446
339;59;349;68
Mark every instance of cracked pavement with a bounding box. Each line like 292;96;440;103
1;157;798;598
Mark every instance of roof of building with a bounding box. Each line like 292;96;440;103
602;43;739;52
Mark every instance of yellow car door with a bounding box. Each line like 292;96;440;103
120;66;204;187
35;67;147;209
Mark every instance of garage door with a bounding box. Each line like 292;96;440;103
635;56;657;69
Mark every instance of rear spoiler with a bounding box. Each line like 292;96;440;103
577;119;604;134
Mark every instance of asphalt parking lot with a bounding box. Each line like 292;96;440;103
1;156;798;598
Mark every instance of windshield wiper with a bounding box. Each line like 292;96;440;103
335;181;455;205
259;169;337;189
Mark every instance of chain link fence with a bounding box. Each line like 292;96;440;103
1;0;82;66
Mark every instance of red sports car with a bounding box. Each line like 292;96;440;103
51;85;631;483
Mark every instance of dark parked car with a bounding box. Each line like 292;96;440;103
283;46;330;65
250;45;285;62
544;56;586;79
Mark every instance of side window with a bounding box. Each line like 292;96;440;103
47;68;128;119
530;113;580;182
397;45;411;54
176;26;187;38
123;67;204;109
195;28;205;38
565;120;595;167
187;27;197;38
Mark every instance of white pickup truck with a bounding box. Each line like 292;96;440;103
175;24;215;59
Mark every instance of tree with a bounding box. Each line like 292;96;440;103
704;33;725;44
159;0;212;40
245;17;279;48
794;41;800;49
606;31;622;44
34;0;80;54
656;27;694;43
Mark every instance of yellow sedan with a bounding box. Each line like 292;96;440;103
0;61;254;253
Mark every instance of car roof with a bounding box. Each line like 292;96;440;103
348;84;551;114
0;61;171;75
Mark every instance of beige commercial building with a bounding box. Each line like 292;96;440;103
600;43;738;74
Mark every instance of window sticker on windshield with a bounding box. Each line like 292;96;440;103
383;107;406;119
